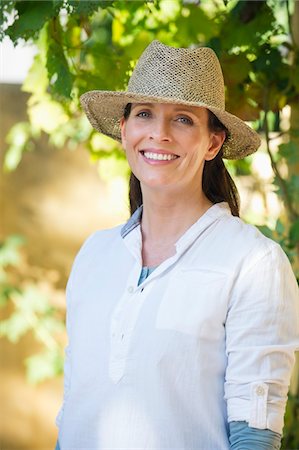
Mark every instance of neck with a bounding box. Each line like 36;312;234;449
140;185;213;245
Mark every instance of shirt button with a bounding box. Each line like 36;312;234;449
128;286;134;293
256;386;265;396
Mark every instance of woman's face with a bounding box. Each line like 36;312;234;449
120;103;225;195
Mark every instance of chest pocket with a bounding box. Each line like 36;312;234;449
155;268;229;340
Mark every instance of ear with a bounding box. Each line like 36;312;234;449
205;131;226;161
120;117;127;149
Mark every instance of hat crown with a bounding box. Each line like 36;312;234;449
127;40;225;110
80;40;261;159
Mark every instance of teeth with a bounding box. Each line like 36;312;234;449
143;152;177;161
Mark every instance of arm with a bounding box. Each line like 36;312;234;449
225;242;299;436
229;421;281;450
55;281;72;436
55;232;98;443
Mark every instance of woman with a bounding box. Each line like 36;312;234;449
55;41;299;450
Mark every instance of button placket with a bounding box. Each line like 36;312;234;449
249;382;269;429
109;284;143;383
109;260;158;384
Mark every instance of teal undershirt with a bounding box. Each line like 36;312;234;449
55;267;282;450
137;265;157;285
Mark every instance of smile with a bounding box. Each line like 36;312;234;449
141;151;179;161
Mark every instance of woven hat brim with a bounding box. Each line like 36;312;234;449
80;91;261;160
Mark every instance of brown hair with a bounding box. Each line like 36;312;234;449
123;103;240;217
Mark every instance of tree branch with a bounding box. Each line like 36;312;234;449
263;110;297;221
286;0;298;51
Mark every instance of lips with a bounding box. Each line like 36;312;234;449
140;149;179;161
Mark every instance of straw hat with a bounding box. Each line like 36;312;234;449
80;40;260;159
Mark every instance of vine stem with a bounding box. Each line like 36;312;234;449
263;110;297;222
286;0;298;51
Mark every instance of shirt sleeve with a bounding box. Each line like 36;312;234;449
224;242;299;434
229;421;281;450
55;232;98;429
55;280;72;428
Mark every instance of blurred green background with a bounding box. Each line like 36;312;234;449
1;1;298;449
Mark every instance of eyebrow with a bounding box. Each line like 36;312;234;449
131;103;153;110
131;103;202;114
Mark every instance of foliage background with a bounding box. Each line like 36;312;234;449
1;0;298;448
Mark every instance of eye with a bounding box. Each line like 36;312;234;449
177;116;193;125
136;111;151;118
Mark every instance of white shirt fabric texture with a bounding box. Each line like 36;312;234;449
56;202;299;450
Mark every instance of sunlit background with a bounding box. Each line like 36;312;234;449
1;1;298;449
1;37;131;450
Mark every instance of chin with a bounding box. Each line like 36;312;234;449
140;176;177;190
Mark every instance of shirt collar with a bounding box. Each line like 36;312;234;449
121;205;143;239
120;202;231;270
175;202;231;251
121;202;231;242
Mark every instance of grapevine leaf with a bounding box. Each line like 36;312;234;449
25;349;64;384
278;141;299;165
289;219;299;247
6;1;58;43
46;38;74;98
257;225;274;240
22;53;49;97
0;0;16;41
0;311;32;342
0;235;25;267
69;0;109;16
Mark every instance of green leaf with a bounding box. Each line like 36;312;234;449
0;235;25;267
292;62;299;92
0;285;21;308
18;286;50;315
233;157;252;176
0;0;16;41
220;53;251;86
288;175;299;204
289;219;299;247
38;316;65;334
69;0;110;16
25;349;64;384
275;218;284;235
278;141;299;165
46;38;74;98
257;225;274;240
174;4;217;43
221;1;276;50
22;53;49;97
28;98;69;133
3;122;38;171
6;1;58;43
0;311;32;342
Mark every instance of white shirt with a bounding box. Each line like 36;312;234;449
56;202;299;450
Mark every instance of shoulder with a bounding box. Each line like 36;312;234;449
76;224;124;257
68;223;125;280
211;206;290;274
215;212;298;316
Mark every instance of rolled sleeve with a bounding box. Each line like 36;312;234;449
224;242;299;434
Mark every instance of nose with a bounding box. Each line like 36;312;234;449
148;117;172;142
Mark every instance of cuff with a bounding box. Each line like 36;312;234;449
226;382;286;434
